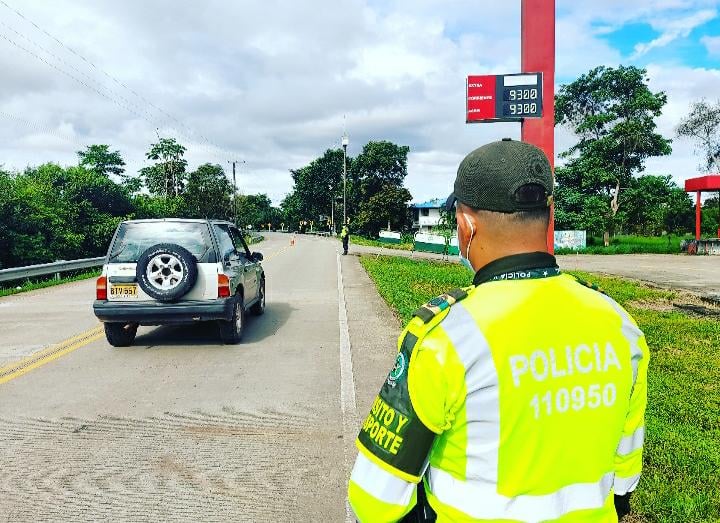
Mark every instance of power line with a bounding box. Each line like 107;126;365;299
0;26;230;166
0;30;152;124
0;110;87;150
0;0;241;164
0;19;156;123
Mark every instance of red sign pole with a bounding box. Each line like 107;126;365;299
521;0;556;253
696;191;702;241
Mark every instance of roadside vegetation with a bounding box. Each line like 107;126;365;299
0;269;101;298
0;142;278;270
360;255;720;523
344;234;414;252
555;234;695;255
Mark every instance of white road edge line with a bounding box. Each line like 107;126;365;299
337;251;358;523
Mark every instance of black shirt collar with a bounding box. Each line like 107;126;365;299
472;252;559;286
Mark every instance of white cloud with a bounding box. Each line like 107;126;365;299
645;64;720;182
701;34;720;57
631;9;717;59
0;0;718;207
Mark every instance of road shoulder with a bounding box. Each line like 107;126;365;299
340;253;400;420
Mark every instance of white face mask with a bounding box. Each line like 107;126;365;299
458;214;475;272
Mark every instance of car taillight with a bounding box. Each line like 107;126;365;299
218;274;231;298
96;276;107;300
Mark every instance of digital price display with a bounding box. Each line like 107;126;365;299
467;73;543;123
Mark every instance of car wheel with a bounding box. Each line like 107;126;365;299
104;322;138;347
251;278;265;316
136;243;198;302
219;294;244;344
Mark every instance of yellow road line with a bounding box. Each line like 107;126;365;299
0;325;104;385
263;245;291;263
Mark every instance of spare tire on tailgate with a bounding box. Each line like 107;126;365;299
136;243;198;302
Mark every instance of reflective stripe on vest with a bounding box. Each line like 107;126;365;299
427;467;614;522
616;426;645;456
351;451;416;506
599;294;644;384
440;303;499;480
613;473;641;496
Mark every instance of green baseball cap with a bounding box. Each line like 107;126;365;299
445;138;553;213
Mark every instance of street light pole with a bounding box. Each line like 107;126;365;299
329;184;334;234
228;160;245;225
342;132;349;225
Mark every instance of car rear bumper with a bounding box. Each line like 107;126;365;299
93;298;236;325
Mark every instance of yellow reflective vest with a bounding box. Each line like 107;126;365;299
349;253;648;523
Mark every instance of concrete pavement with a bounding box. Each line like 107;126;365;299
0;233;401;522
557;253;720;301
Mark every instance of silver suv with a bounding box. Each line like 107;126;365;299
93;219;265;346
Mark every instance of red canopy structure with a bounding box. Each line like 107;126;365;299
685;175;720;240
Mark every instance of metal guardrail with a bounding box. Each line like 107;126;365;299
0;257;105;283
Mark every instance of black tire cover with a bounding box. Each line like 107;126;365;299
136;243;199;302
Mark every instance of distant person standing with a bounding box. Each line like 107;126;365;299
341;224;350;255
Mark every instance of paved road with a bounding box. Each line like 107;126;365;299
349;244;720;301
0;233;400;522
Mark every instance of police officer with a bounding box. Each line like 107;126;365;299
348;139;648;522
341;224;350;255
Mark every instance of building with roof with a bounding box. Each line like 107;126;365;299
410;198;446;232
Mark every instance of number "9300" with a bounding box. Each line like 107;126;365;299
529;383;616;419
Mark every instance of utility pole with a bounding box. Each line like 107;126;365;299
228;160;245;225
329;184;335;234
342;127;349;226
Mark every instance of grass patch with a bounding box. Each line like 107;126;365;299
0;269;101;298
360;255;720;522
344;235;414;251
556;235;694;255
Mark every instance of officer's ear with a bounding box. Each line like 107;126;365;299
456;204;477;245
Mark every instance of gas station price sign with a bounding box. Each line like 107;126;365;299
466;73;543;123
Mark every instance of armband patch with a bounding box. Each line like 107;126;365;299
412;288;468;324
357;332;435;479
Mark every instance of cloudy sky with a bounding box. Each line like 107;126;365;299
1;0;720;205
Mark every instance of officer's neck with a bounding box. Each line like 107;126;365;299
469;237;550;275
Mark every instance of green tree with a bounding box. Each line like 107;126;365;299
0;169;14;267
618;175;693;236
184;163;233;220
131;194;186;219
62;166;133;256
354;185;412;237
352;141;409;196
676;99;720;173
702;197;720;236
280;192;304;229
140;138;188;197
351;141;412;236
287;148;346;225
77;144;126;178
236;194;275;229
555;66;672;239
437;207;458;240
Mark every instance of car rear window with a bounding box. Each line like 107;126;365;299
108;222;216;263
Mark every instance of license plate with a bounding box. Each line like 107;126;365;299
110;284;138;298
